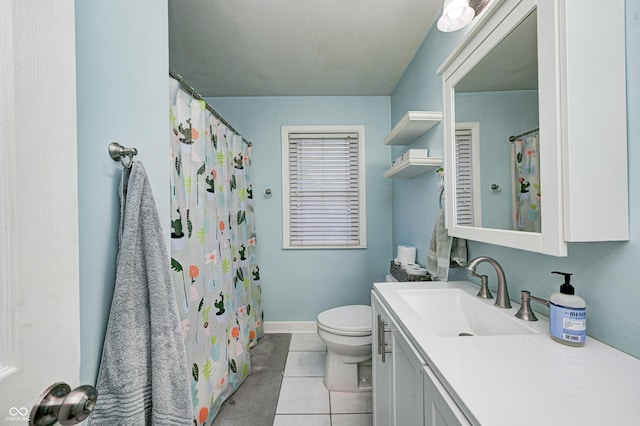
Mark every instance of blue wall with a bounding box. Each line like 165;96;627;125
205;97;392;321
456;90;539;230
389;26;468;269
75;0;170;384
391;0;640;358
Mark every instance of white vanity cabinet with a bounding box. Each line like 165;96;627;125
372;293;393;425
374;281;640;425
373;292;469;426
392;319;425;425
372;292;424;425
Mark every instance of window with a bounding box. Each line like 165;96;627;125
282;126;366;249
454;122;481;227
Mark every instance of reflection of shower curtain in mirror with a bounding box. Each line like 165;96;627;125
511;132;541;232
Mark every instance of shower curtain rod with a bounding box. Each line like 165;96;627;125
169;70;252;146
508;127;539;142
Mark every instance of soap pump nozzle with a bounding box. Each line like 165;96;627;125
552;271;574;295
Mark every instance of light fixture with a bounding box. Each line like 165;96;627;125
437;0;475;32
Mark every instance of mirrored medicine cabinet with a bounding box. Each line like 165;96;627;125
438;0;629;256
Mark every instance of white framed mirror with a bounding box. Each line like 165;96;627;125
440;0;565;256
455;11;538;232
438;0;629;256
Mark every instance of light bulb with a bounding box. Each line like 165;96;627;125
437;0;475;32
447;7;465;20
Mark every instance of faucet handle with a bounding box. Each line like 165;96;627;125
515;290;550;321
476;274;493;299
515;291;537;321
469;270;493;299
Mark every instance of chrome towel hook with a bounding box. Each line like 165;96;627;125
109;142;138;168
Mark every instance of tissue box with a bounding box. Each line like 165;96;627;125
402;149;429;160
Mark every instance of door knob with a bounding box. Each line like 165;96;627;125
30;382;98;426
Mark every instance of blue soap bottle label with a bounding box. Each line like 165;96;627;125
549;302;586;344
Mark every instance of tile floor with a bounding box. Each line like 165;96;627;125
273;333;373;426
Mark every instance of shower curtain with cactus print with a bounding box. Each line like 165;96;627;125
511;131;541;232
169;78;263;425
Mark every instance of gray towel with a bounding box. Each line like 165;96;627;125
426;209;467;281
90;162;192;425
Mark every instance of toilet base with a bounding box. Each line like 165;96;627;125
323;351;372;392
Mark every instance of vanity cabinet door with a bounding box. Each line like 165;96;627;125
392;326;425;426
372;294;393;426
423;365;471;426
373;292;426;426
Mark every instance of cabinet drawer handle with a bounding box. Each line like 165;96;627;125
377;315;382;355
378;316;392;363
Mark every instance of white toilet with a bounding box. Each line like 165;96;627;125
316;304;372;392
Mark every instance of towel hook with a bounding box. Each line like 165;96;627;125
109;142;138;168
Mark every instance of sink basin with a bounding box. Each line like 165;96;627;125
397;288;536;337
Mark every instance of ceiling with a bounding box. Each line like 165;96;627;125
168;0;443;97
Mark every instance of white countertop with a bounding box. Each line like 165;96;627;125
374;280;640;426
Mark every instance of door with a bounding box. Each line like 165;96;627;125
423;365;471;426
0;0;81;422
372;293;393;426
392;327;425;425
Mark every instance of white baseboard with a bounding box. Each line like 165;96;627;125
264;321;317;334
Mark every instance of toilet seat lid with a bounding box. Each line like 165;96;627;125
317;305;371;334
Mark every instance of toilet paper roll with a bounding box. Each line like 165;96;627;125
396;245;416;264
403;264;427;276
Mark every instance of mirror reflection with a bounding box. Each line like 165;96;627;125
453;10;539;232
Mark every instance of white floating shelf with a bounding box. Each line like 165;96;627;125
384;111;443;146
384;157;443;179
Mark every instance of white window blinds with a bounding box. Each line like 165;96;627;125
455;128;474;226
282;127;366;248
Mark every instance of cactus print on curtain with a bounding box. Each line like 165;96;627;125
512;131;541;232
169;78;263;424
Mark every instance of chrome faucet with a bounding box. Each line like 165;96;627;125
465;256;511;309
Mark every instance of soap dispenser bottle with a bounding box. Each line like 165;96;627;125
549;271;586;347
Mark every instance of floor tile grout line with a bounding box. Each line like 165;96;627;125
272;333;291;422
328;389;332;426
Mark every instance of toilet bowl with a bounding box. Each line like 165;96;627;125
316;305;372;392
